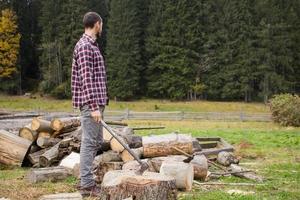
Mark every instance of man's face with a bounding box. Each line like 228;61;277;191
95;21;103;38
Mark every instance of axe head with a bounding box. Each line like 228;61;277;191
135;161;149;175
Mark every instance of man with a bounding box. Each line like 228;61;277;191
71;12;108;197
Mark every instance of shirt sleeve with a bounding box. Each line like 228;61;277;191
77;44;99;112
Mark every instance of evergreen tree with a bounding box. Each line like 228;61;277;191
106;0;143;100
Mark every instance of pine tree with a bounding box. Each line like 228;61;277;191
106;0;143;100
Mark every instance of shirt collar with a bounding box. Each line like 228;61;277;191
83;33;97;44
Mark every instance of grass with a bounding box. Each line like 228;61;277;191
1;121;299;200
0;94;270;113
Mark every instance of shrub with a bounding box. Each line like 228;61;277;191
269;94;300;127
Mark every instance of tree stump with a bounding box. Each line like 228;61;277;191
101;170;177;200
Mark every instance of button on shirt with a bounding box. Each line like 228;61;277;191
71;33;108;111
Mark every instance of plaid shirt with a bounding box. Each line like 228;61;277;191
71;33;108;111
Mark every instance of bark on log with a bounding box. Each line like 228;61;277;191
31;118;54;133
39;141;63;167
142;133;193;158
100;170;177;200
122;159;156;172
93;150;122;166
0;129;32;166
37;137;61;148
39;193;82;200
160;161;194;191
38;132;51;139
19;124;38;142
26;166;71;183
121;147;143;163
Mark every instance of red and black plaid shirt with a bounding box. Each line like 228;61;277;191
71;33;108;111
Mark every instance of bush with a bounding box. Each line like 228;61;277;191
269;94;300;127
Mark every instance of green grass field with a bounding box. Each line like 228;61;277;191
0;94;270;113
1;120;299;200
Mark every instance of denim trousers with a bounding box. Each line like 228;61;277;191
79;104;104;188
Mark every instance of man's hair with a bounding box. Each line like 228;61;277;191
83;12;102;29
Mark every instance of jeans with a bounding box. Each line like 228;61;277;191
79;104;104;188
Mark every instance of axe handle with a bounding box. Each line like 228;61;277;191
100;120;143;165
171;146;194;159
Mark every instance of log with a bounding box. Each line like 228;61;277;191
190;155;208;180
59;152;80;171
27;148;50;165
229;164;264;182
128;135;142;148
217;151;239;166
39;193;82;200
31;118;54;133
29;144;41;154
142;133;193;158
19;124;38;142
39;142;61;167
121;147;143;162
160;162;194;191
101;170;177;200
38;132;51;139
0;129;32;166
93;150;122;165
94;161;124;183
37;137;61;148
26;166;71;183
50;117;81;132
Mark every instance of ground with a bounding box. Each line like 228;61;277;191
0;95;299;200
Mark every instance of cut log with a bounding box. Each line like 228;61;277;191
39;193;82;200
217;151;239;166
0;129;32;166
27;148;50;166
29;145;41;154
50;117;81;132
190;155;208;180
110;135;128;153
229;164;264;182
26;166;71;183
39;141;62;167
37;137;61;148
38;132;51;139
160;161;194;191
142;133;193;158
19;124;38;142
94;161;124;183
121;147;143;162
59;152;80;171
101;170;177;200
128;135;142;148
31;118;54;133
151;155;207;180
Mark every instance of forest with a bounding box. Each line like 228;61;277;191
0;0;299;102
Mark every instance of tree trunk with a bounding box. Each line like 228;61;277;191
191;155;208;180
160;162;194;191
19;123;38;142
0;129;32;166
27;148;50;166
39;141;62;167
26;166;71;183
100;170;177;200
142;133;193;158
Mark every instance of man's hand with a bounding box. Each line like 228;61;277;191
91;110;102;123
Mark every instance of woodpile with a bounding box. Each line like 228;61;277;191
0;115;264;199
